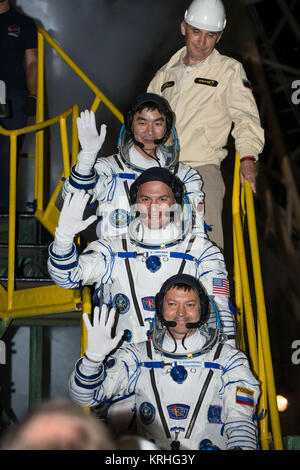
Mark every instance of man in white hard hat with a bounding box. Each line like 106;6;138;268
148;0;264;249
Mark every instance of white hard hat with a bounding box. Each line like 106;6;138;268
184;0;226;32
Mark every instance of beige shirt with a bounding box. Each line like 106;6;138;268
148;47;264;168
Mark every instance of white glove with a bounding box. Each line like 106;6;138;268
54;190;97;253
76;110;107;174
83;305;124;363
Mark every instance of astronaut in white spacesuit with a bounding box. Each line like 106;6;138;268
62;92;205;238
69;274;260;450
48;167;236;346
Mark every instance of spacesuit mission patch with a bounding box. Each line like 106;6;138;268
142;297;156;311
167;404;190;420
109;208;130;228
113;293;130;314
208;405;222;424
139;402;156;424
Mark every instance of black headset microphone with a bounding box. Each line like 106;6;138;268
163;319;200;329
133;139;162;167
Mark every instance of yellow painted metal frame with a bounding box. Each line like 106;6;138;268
0;106;83;327
0;28;123;335
232;153;283;450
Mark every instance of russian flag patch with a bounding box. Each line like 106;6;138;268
236;386;254;407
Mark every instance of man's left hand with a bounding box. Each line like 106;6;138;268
239;158;257;193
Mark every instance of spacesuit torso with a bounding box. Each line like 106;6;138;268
63;147;205;238
48;230;235;344
70;332;260;450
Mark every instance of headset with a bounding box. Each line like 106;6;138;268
124;92;174;146
154;274;210;331
129;167;184;207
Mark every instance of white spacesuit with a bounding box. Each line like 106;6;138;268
69;274;260;450
48;168;236;345
62;93;205;239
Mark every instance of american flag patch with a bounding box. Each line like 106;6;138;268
236;386;254;407
212;278;230;296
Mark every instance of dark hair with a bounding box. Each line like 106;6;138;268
155;274;210;328
124;93;174;144
129;167;184;206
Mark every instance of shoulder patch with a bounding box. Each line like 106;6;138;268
194;77;218;87
208;405;222;423
242;79;253;90
236;386;254;407
161;81;175;92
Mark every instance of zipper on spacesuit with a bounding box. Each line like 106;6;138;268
121;238;144;327
170;426;185;450
113;155;132;202
146;341;171;438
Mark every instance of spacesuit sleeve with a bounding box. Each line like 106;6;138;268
47;238;115;289
62;164;98;199
69;346;140;408
194;239;236;339
177;162;205;235
220;347;261;450
92;158;120;204
227;62;264;160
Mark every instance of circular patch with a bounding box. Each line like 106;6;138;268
146;255;161;273
113;293;130;314
123;329;132;342
139;402;156;425
109;208;130;228
170;366;188;384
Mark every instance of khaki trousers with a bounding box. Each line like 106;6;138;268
194;164;225;249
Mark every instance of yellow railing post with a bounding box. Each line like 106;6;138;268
36;30;45;211
71;104;79;166
233;229;246;352
232;152;283;450
232;154;259;375
80;287;91;358
258;328;270;450
7;133;18;311
59;116;71;177
244;181;283;450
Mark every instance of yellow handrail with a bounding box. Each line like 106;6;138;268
38;28;124;123
232;153;283;450
0;27;124;324
0;104;82;324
